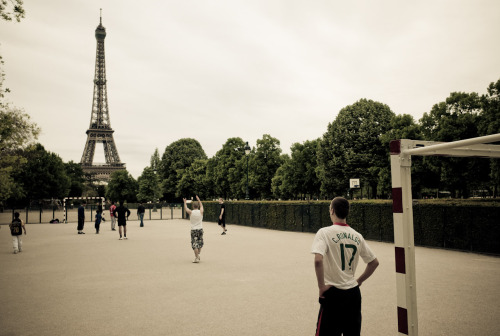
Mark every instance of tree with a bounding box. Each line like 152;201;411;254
378;114;426;198
211;137;246;199
271;154;293;199
159;138;207;202
317;99;394;198
65;161;85;197
0;0;25;22
137;167;161;203
13;143;70;201
106;170;138;203
0;106;40;203
176;159;208;198
150;148;161;173
479;78;500;197
250;134;283;199
420;91;488;198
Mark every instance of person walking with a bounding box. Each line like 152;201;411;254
113;201;131;240
183;195;204;263
77;201;86;234
137;202;145;227
218;197;227;235
109;201;117;231
10;212;26;254
311;197;379;336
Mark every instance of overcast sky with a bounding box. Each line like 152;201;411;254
1;0;499;178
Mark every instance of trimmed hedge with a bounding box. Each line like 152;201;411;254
201;200;500;254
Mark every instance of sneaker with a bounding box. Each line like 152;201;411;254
18;249;22;252
119;237;123;240
193;258;200;263
14;250;18;254
124;237;128;240
221;232;226;235
81;232;85;234
112;228;116;231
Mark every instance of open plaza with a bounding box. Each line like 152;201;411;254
1;218;499;336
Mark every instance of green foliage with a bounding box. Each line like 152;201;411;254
150;147;161;172
159;138;207;202
420;91;490;197
317;99;395;198
13;143;70;200
202;200;500;254
0;0;25;22
137;166;161;202
65;161;85;197
211;137;246;199
176;159;208;198
106;170;138;202
279;139;321;199
250;134;283;199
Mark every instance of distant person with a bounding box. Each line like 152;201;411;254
137;202;146;227
183;195;204;263
113;201;130;240
10;212;26;254
311;197;379;336
218;197;227;235
77;201;86;234
95;210;102;234
109;201;117;231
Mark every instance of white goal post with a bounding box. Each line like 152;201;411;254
63;197;105;223
389;133;500;336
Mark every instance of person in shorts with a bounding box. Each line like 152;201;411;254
113;201;130;240
311;197;379;336
183;195;204;263
218;197;227;235
10;212;26;254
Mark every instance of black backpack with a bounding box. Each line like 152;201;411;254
10;218;22;236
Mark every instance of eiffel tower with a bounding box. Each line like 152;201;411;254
80;11;125;181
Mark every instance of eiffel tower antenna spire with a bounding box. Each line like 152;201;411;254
100;8;102;25
80;11;125;181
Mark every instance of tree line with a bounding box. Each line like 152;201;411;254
2;81;499;206
1;4;498;205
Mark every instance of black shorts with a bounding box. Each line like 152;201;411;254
315;286;361;336
118;220;127;226
77;218;85;231
218;218;225;227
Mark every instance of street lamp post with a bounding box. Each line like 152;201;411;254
244;141;251;200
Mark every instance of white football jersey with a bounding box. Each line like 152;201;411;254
311;223;376;289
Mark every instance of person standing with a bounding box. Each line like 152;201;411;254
137;202;145;227
183;195;204;263
77;201;86;234
10;212;26;254
109;201;117;231
94;210;102;234
218;197;227;235
311;197;379;336
113;201;130;240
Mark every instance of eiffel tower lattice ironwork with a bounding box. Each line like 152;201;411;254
80;12;125;181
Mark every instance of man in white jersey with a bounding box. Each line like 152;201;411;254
183;195;204;263
311;197;379;336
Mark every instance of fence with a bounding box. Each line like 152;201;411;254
0;203;184;225
200;201;500;254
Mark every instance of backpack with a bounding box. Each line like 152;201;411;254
10;218;22;236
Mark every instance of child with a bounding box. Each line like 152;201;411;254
95;210;102;234
10;212;27;254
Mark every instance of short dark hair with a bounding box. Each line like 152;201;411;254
330;197;350;219
14;212;20;218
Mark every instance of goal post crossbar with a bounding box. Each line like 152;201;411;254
389;133;500;336
63;197;105;223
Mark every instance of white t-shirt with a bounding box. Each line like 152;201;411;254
311;223;376;289
190;209;203;230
